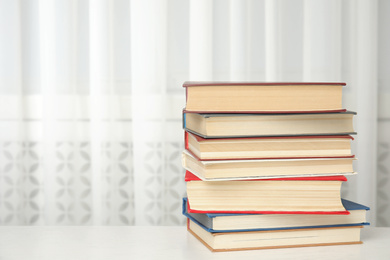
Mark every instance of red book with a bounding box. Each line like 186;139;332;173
185;170;347;182
185;171;349;215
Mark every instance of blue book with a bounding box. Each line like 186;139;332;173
182;197;369;233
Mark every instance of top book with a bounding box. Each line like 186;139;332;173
183;81;346;113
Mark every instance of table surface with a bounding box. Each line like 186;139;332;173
0;226;389;260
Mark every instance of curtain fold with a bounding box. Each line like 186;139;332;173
353;0;378;225
303;0;342;81
229;0;248;80
39;0;57;224
189;0;213;80
0;0;388;226
130;0;170;225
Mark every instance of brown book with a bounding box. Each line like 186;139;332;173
187;219;362;252
183;81;346;113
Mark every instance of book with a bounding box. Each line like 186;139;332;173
185;171;348;214
182;150;355;180
185;131;354;160
182;81;367;251
187;219;363;252
183;111;356;138
183;81;346;113
182;197;369;232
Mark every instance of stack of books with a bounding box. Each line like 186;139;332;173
181;82;369;252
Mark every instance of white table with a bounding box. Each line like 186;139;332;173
0;227;388;260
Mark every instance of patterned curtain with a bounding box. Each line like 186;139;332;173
0;0;389;226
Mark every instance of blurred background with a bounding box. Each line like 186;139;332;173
0;0;388;226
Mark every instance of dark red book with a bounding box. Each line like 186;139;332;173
183;81;347;113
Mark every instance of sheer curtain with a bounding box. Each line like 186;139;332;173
0;0;388;226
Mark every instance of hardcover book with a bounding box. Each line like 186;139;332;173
182;197;369;232
181;80;367;252
183;111;356;138
185;171;349;214
183;81;346;113
187;219;363;252
182;150;355;181
185;131;354;160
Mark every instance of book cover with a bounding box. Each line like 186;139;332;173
182;197;370;233
185;170;348;182
183;81;347;87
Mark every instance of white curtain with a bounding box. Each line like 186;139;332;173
0;0;388;226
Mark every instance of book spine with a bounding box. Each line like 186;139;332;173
182;112;186;129
185;131;189;150
183;109;348;114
